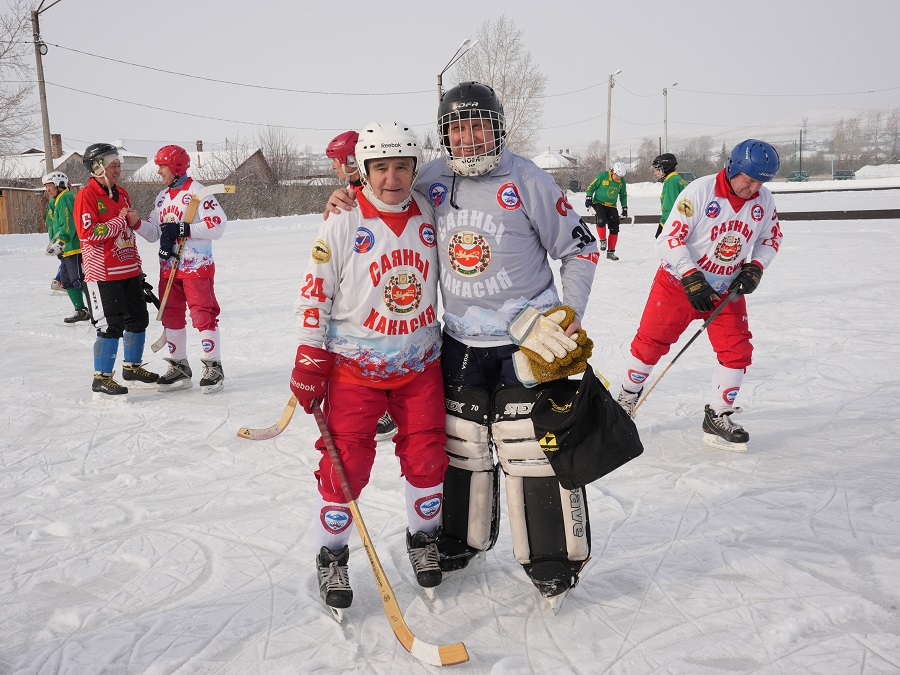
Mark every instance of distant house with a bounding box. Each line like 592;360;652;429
532;148;580;190
129;144;275;186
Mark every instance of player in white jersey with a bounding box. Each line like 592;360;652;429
328;82;599;605
616;139;783;452
292;122;448;614
145;145;229;394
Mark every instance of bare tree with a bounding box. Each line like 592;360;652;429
454;15;547;157
631;138;658;183
0;0;34;154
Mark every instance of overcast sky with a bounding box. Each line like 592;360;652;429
21;0;900;160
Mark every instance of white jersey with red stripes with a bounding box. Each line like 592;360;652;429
656;170;783;293
294;192;441;384
147;178;228;279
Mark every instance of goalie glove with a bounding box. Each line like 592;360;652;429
508;306;578;362
510;306;593;387
290;345;333;414
45;238;65;256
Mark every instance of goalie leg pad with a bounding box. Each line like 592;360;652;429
439;383;500;571
507;477;591;597
494;384;591;596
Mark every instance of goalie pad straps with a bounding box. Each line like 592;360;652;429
441;383;500;561
493;384;591;578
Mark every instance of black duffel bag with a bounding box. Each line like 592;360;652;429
532;366;643;489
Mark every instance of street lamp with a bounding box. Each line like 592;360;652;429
605;69;621;170
663;82;678;152
437;39;479;100
31;0;65;173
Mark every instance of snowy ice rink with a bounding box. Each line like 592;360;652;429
1;182;898;673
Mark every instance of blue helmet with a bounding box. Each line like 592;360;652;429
725;139;780;182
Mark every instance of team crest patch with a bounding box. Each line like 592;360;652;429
156;198;164;208
201;339;215;353
627;369;649;385
448;231;491;276
383;271;423;314
312;238;331;263
705;201;721;218
419;222;436;248
677;198;694;217
715;234;743;263
96;200;107;213
167;341;176;354
751;204;765;222
497;182;521;210
182;194;192;206
414;493;442;520
93;223;108;237
429;183;448;207
321;505;352;533
722;387;740;405
354;227;374;254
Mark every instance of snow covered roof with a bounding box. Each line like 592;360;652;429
130;147;261;183
532;148;577;170
855;163;900;179
0;150;80;181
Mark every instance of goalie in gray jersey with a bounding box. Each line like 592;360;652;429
327;82;598;605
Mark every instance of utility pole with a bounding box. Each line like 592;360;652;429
31;8;53;172
605;69;621;170
663;82;677;152
799;129;803;175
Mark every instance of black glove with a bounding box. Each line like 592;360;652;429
140;273;161;308
729;262;763;295
158;232;177;260
161;221;191;239
584;197;592;209
621;206;628;217
681;270;719;312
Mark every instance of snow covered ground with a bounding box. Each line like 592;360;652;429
1;183;899;674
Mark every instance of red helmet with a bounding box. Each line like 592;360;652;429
154;144;191;176
325;131;359;166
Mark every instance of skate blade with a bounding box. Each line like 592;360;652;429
201;381;224;395
328;606;344;623
123;380;159;390
544;590;568;615
423;587;436;601
92;392;128;404
158;380;193;393
703;433;749;453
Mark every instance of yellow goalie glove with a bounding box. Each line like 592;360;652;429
509;305;594;387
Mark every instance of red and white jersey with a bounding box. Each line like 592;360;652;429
75;178;152;282
657;170;783;294
147;178;228;279
294;192;441;387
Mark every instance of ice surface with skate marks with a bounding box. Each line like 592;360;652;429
1;184;899;673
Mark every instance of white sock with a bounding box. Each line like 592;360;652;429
620;354;655;393
709;364;745;413
405;481;443;536
316;498;353;552
164;327;188;360
199;327;221;361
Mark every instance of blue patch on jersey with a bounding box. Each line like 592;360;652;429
705;201;721;218
429;183;448;207
354;226;375;254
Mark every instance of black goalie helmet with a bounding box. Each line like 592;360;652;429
437;81;506;176
651;153;678;179
82;142;120;176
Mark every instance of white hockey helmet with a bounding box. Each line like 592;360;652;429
612;162;627;177
42;170;69;189
356;122;421;206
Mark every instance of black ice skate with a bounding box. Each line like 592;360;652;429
199;359;224;394
375;411;397;441
606;250;619;261
158;358;192;392
92;371;128;402
317;545;352;623
598;238;607;252
63;307;90;324
616;387;642;417
702;404;750;453
524;559;584;615
123;362;159;387
406;530;442;598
